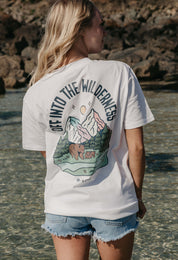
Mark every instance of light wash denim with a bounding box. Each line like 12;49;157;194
41;213;139;242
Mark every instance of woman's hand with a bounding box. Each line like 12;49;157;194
40;151;46;158
137;199;146;219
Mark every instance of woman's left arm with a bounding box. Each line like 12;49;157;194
125;127;146;218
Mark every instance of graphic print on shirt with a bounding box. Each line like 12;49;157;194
53;108;112;176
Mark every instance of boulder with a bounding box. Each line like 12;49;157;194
24;59;36;74
159;60;177;81
137;6;152;22
104;35;123;50
154;37;177;52
0;0;177;86
89;49;110;60
138;15;178;41
0;56;10;78
4;77;17;89
0;12;21;39
132;58;164;80
21;46;38;61
10;25;41;55
107;47;150;66
0;55;25;88
105;14;125;28
22;46;37;74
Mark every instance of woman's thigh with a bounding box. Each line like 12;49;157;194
42;214;93;260
96;232;135;260
52;235;91;260
91;213;138;260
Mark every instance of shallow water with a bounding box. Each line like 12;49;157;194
0;87;177;259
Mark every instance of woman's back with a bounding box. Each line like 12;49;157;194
22;57;154;220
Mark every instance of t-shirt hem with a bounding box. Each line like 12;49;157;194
44;202;139;220
23;145;46;151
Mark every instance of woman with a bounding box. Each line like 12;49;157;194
22;0;154;259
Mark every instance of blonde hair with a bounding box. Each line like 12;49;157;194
29;0;95;86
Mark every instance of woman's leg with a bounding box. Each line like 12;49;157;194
96;232;135;260
52;235;91;260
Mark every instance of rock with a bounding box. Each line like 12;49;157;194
22;47;37;75
154;15;178;26
106;14;125;28
0;77;6;95
0;12;21;39
100;49;110;59
0;0;177;87
4;77;17;89
125;9;137;20
164;73;178;82
10;25;41;55
124;19;141;33
0;24;6;41
139;15;178;40
1;0;49;25
18;77;26;84
154;37;177;52
166;7;177;17
132;58;163;80
21;47;38;61
0;55;25;88
137;7;152;22
15;36;29;55
104;35;123;50
0;56;10;78
159;60;177;80
24;59;36;74
89;49;110;60
108;47;150;66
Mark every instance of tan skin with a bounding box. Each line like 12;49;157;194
40;9;146;260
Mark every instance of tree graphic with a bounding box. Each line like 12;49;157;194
53;111;112;176
53;133;70;164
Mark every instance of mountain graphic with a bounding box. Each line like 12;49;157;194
66;109;105;143
53;109;112;176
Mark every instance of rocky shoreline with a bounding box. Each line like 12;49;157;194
0;0;177;94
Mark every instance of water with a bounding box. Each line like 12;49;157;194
0;87;177;259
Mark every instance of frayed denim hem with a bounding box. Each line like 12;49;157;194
93;218;139;243
41;224;93;238
93;227;137;243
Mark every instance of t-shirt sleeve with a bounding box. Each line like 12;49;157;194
124;68;155;129
22;99;46;151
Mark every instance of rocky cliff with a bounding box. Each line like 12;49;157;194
0;0;177;93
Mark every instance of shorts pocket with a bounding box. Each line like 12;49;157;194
46;214;67;224
104;220;123;227
104;214;135;227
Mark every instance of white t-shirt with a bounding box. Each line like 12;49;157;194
22;58;154;220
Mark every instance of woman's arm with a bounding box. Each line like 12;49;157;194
40;151;46;159
125;127;146;218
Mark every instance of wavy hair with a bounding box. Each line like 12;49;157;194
29;0;95;85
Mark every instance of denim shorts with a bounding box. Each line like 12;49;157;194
41;213;139;242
